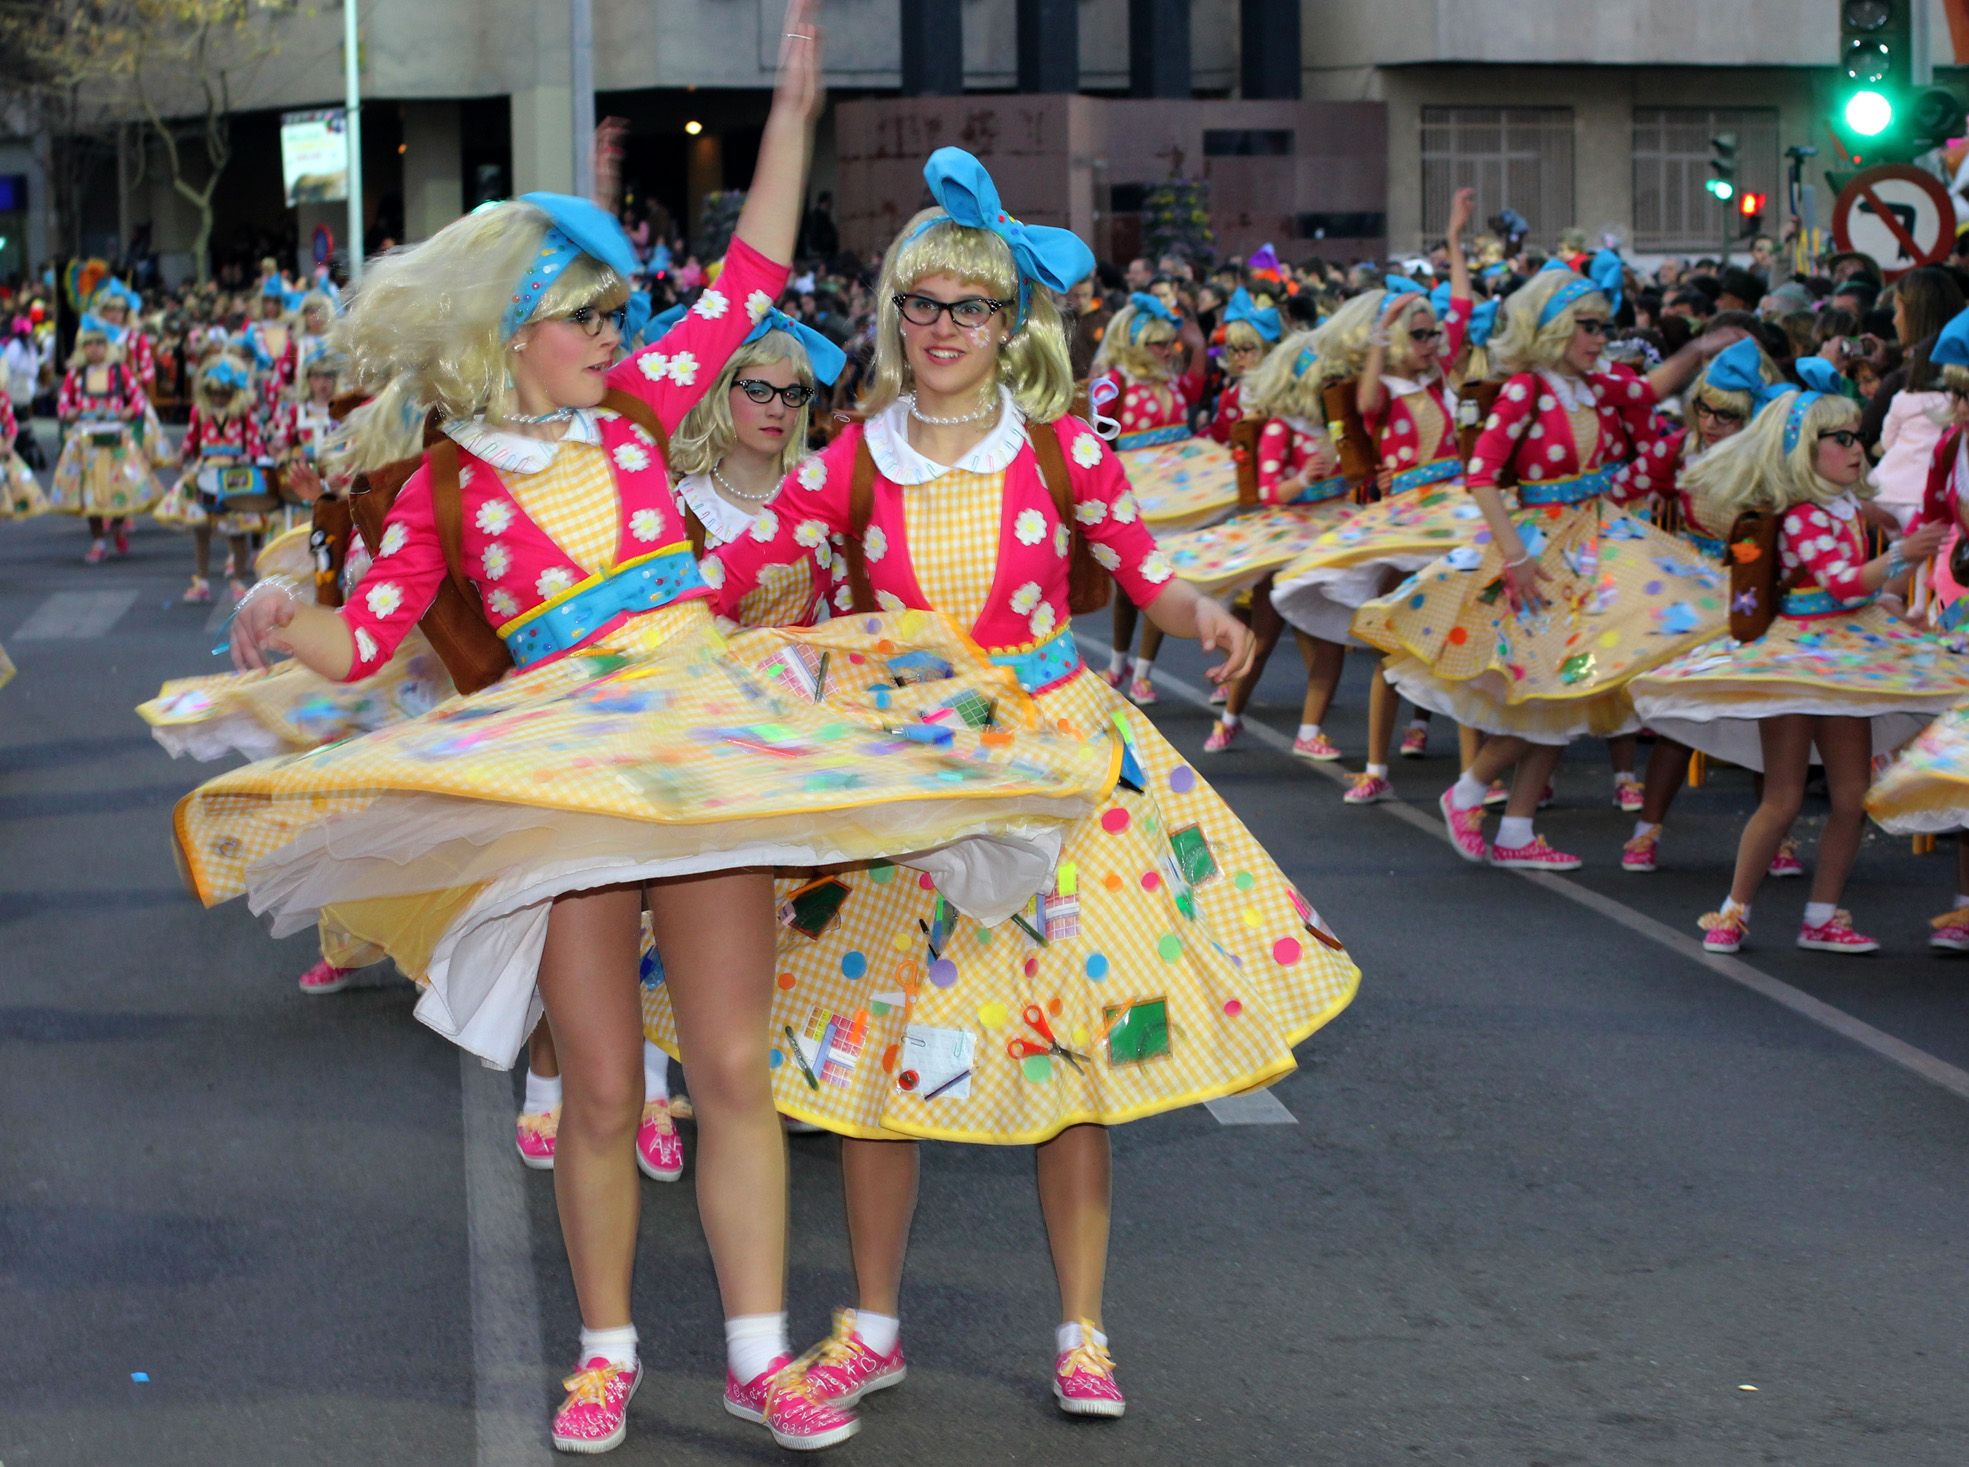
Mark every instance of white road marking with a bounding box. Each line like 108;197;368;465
461;1053;547;1466
14;588;139;640
1083;636;1969;1107
1204;1091;1300;1125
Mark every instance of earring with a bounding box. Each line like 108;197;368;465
512;341;527;352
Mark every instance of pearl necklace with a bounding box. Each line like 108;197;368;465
509;406;575;426
905;392;997;427
711;459;777;503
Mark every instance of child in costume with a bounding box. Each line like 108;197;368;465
193;13;1111;1454
241;276;300;413
1353;260;1735;870
646;145;1361;1430
1202;286;1277;445
1191;328;1356;756
1091;290;1204;702
1631;374;1968;954
90;279;173;468
52;322;158;559
0;390;48;518
160;353;275;603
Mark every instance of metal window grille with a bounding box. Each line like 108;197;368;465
1632;107;1779;253
1420;107;1575;253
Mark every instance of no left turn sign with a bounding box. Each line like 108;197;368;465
1832;164;1957;279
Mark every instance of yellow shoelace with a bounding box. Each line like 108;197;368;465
518;1107;560;1138
811;1310;860;1370
1929;909;1968;931
1698;906;1748;933
641;1100;674;1136
560;1361;625;1410
1057;1322;1115;1381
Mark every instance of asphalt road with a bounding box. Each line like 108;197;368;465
5;485;1969;1466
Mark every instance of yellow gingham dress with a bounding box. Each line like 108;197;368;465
642;463;1361;1144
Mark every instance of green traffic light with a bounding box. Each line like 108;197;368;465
1845;88;1895;136
1706;178;1735;201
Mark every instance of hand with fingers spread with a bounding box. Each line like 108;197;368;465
229;579;300;673
1195;595;1256;686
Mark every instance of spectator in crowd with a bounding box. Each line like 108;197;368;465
1863;265;1968;522
1716;267;1767;314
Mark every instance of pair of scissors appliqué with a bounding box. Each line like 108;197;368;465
1006;1005;1089;1073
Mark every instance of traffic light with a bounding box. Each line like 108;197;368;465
1706;133;1738;202
1834;0;1966;162
1737;191;1767;238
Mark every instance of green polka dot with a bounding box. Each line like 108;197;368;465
1233;871;1256;892
1021;1054;1054;1085
1157;932;1183;962
869;864;894;885
1175;892;1196;920
974;927;993;945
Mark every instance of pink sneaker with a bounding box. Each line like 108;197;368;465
552;1356;640;1454
297;958;353;994
1797;910;1879;954
515;1108;559;1170
83;540;108;564
1768;840;1805;879
1344;771;1392;805
1480;780;1509;809
725;1355;860;1451
803;1309;907;1407
1207;683;1228;706
1699;907;1748;954
1613;775;1644;813
1202;719;1241;753
1621;826;1660;874
1439;790;1489;864
1100;664;1130;690
634;1098;684;1182
1126;675;1159;705
1489;836;1581;872
113;525;131;557
183;577;213;604
1291;731;1342;762
1398;725;1429;759
1931;909;1969;952
1054;1325;1126;1418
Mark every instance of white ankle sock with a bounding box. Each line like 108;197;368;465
1496;816;1534;849
1804;901;1836;927
1108;651;1130;675
1450;772;1489;810
725;1312;789;1384
1297;723;1321;742
1721;895;1749;921
1365;763;1388;778
1632;820;1658;842
522;1068;562;1115
1219;711;1242;730
579;1323;638;1369
855;1310;900;1356
1057;1321;1109;1354
642;1040;670;1104
1134;657;1155;677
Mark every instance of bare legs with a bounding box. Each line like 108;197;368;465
1805;718;1873;911
1464;735;1561;820
840;1138;918;1318
1637;735;1690;826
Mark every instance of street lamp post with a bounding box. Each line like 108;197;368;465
344;0;365;284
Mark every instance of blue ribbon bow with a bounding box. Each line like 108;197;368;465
1780;356;1847;454
1125;290;1180;344
1704;337;1776;403
1467;298;1499;348
743;307;846;386
95;279;142;314
916;147;1096;327
500;192;638;342
1934;305;1969;370
203;358;250;393
1538;249;1624;327
77;312;123;345
1222;286;1281;342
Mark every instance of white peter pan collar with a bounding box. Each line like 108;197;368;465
442;409;603;475
1825;493;1859;521
864;389;1028;485
1538;370;1598;413
676;470;774;547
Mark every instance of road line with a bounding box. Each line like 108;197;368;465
14;588;139;640
1205;1091;1299;1125
1079;635;1969;1106
460;1053;547;1466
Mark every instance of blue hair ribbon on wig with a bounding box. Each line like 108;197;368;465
1125;290;1180;343
203;357;250;393
500;192;638;342
1537;249;1624;326
743;308;847;385
911;147;1096;328
1780;356;1846;454
1932;305;1969;370
1222;287;1281;342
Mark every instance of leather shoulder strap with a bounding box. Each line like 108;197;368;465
429;439;473;599
1029;415;1074;519
601;387;672;459
845;435;877;614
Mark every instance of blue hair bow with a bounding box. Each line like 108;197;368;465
1780;356;1847;454
95;278;142;314
1223;287;1281;342
1704;337;1775;402
1538;249;1624;327
260;276;288;299
1467;298;1499;348
916;147;1096;327
1934;305;1969;370
501;192;638;341
203;358;250;393
77;312;123;344
1125;290;1180;343
743;307;846;386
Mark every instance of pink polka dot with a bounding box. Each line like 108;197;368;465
918;872;936;891
1023;957;1039;977
1224;999;1243;1017
1140;871;1161;891
1272;937;1302;966
1101;807;1131;834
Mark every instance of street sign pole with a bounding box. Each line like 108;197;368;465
571;0;595;201
343;0;364;285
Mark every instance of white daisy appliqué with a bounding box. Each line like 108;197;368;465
797;458;828;493
488;590;519;617
1053;523;1070;557
354;627;378;664
1030;602;1057;639
692;289;729;320
364;581;403;618
876;589;907;613
536;567;575;600
748;508;779;543
379;522;408;558
699;557;726;589
1111;492;1139;524
746;290;774;324
481;542;511;581
612;442;651;473
1070;433;1103;469
630;509;662;543
1139;551;1173;584
1090;543;1121;571
834;583;854;611
1010;581;1043;614
864;524;887;563
475;500;514;536
638;351;670;382
667;351;699;387
795;518;828;549
1015;508;1046;546
1075;499;1107;526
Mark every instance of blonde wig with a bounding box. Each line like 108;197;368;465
1091;301;1179;383
1942;362;1969;395
333;199;629;466
69;325;116;369
1683;389;1870;530
1221;317;1269;360
297;290;339;333
1691;342;1781;423
667;328;816;479
860;208;1076;423
194;353;260;423
1486;270;1609;375
1240;328;1327;422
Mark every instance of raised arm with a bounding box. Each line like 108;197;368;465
730;0;825;267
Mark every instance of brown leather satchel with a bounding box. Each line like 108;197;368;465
1321;379;1377;492
1229;416;1263;508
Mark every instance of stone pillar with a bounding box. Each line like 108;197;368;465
901;0;963;98
1017;0;1080;93
401;101;462;241
1239;0;1299;100
509;5;576;194
1129;0;1191;99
